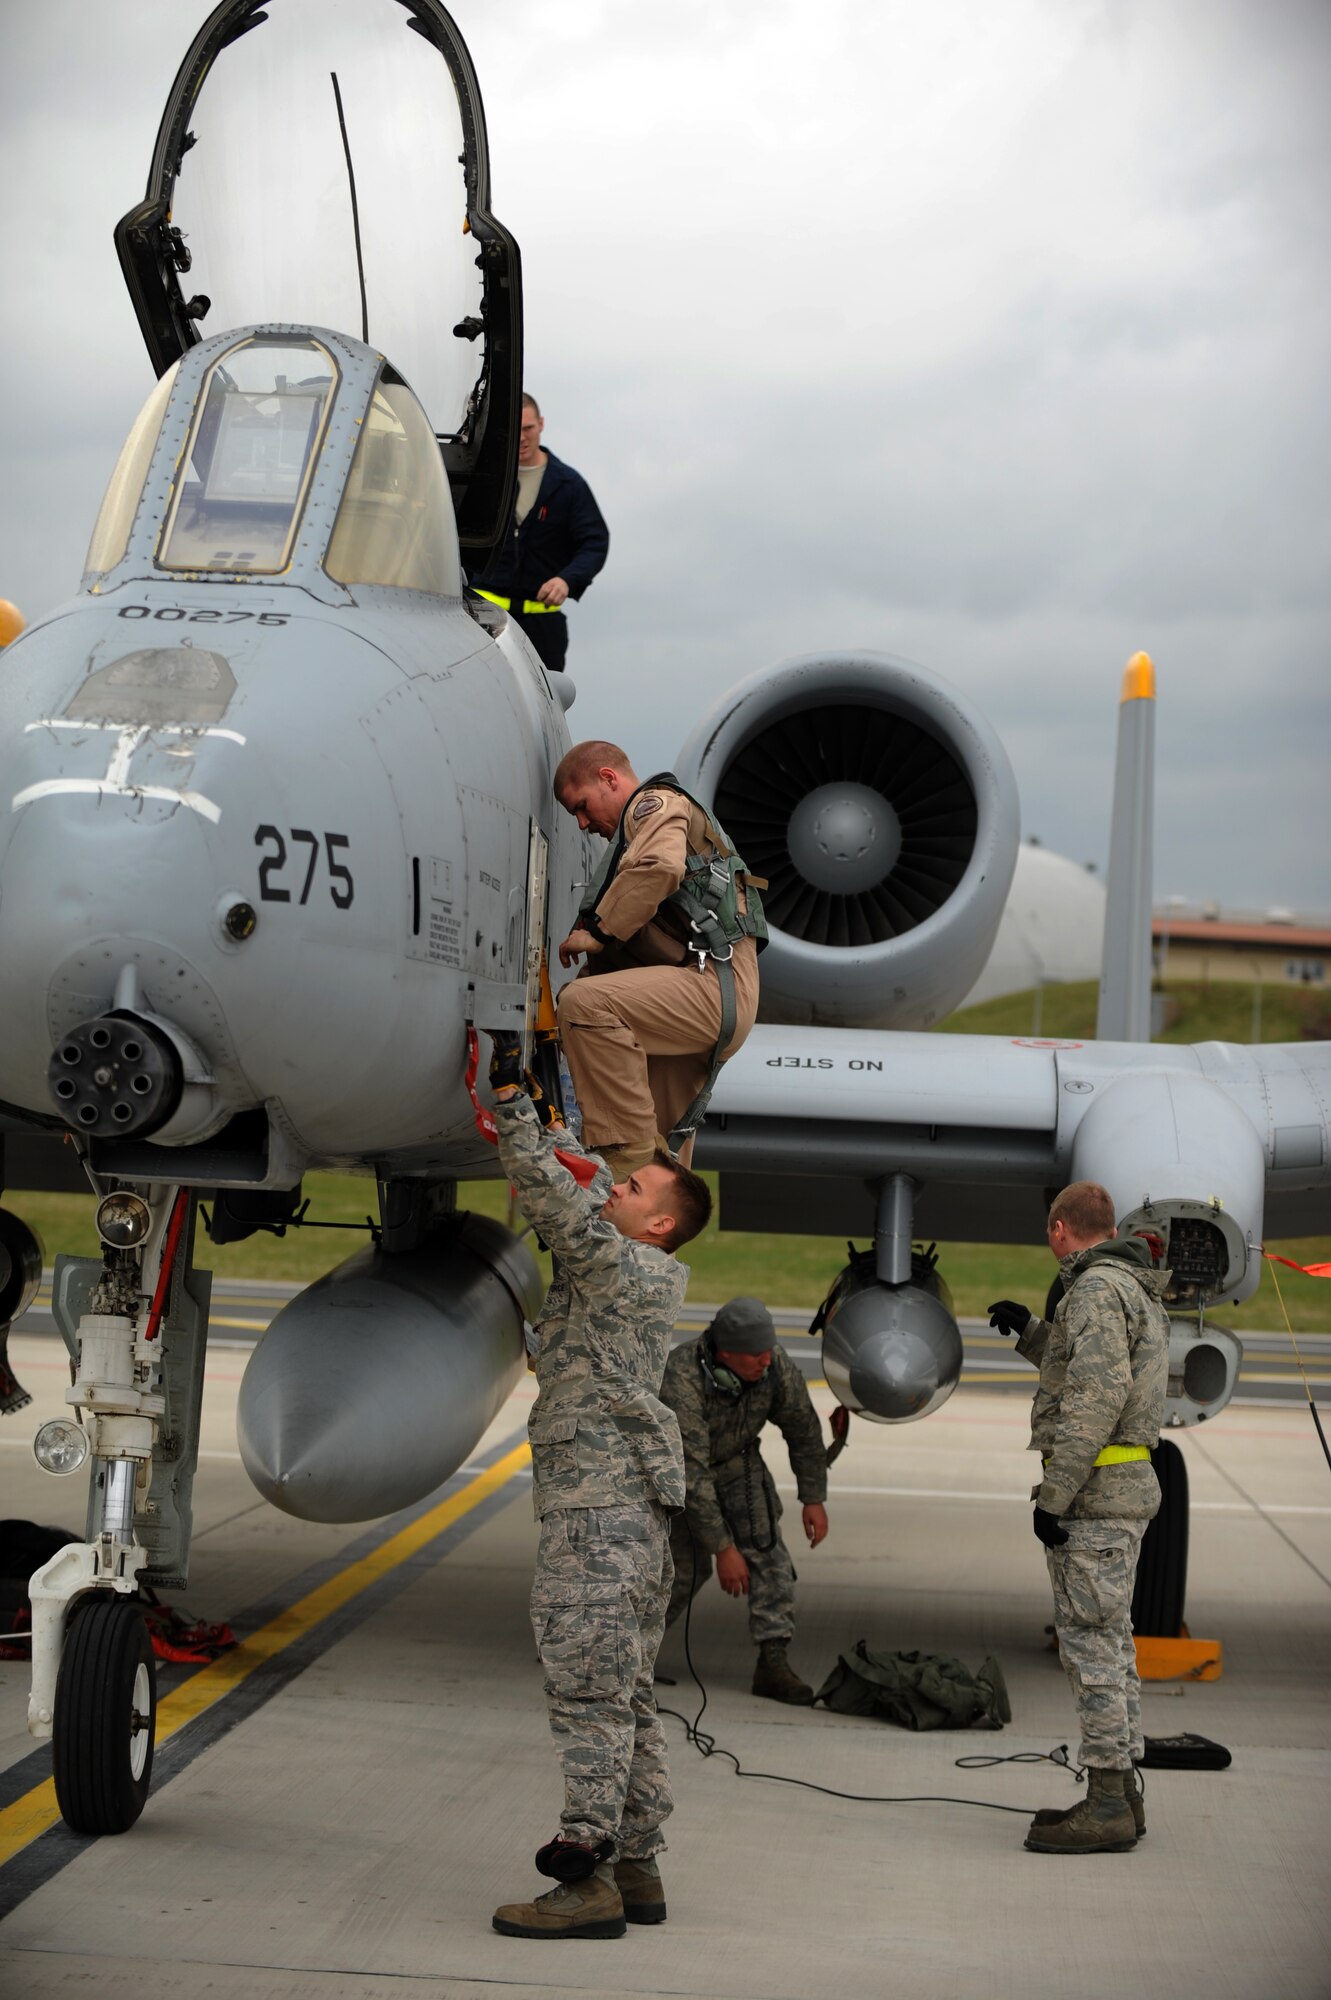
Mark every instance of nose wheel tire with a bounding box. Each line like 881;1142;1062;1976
52;1596;157;1834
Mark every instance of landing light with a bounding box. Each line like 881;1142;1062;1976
96;1191;152;1249
33;1419;89;1476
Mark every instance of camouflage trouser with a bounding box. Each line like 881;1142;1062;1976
530;1501;673;1857
665;1462;797;1646
1046;1517;1148;1769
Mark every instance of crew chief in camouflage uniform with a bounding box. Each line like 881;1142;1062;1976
989;1179;1170;1855
659;1297;830;1705
486;1034;712;1940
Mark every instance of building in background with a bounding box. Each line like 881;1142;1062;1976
1153;911;1329;990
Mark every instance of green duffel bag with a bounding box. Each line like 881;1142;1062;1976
814;1641;1011;1730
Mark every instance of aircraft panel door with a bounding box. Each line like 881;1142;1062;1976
458;787;532;1032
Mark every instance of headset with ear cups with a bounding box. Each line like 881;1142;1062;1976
698;1336;769;1399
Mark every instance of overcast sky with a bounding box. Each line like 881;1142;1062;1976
2;0;1328;913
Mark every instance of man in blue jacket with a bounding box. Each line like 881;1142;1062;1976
473;394;609;671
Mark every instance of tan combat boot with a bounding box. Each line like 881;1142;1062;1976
492;1862;626;1938
613;1855;667;1924
752;1639;814;1705
1023;1767;1138;1854
1031;1764;1145;1841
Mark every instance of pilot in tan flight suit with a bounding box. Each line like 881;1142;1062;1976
553;740;766;1176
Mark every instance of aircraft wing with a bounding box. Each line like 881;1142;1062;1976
700;1024;1331;1247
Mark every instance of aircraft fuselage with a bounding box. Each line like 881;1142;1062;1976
0;325;587;1189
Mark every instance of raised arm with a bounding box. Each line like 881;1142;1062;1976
492;1090;622;1284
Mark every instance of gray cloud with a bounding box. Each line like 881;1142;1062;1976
2;0;1327;911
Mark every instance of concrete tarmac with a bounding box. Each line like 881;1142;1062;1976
1;1326;1329;1999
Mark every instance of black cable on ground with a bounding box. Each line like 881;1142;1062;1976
656;1521;1078;1818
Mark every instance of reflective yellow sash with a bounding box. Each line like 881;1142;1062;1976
1044;1445;1151;1467
473;589;564;615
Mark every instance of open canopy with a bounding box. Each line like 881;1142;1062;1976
115;0;521;559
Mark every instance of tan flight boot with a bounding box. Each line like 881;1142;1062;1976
1031;1765;1145;1841
613;1855;667;1924
1023;1767;1138;1854
752;1639;814;1705
492;1862;626;1938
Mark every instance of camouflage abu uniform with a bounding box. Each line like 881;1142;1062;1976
494;1092;687;1857
659;1339;827;1645
1016;1236;1170;1769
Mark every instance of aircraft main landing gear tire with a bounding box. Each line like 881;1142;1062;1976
1131;1437;1189;1638
52;1596;157;1834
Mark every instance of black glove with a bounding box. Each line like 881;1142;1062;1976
523;1066;566;1131
826;1404;851;1465
1033;1505;1069;1549
988;1298;1031;1338
487;1031;524;1094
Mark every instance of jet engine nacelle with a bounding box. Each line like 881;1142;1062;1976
1070;1071;1266;1307
674;653;1020;1030
1069;1068;1267;1429
237;1212;541;1522
820;1252;963;1423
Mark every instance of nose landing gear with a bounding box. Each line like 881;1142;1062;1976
28;1184;201;1835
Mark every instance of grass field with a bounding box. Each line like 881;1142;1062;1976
934;977;1330;1046
9;980;1329;1332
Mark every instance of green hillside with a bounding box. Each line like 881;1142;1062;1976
937;978;1330;1045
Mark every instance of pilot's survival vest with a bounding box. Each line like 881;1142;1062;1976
578;773;768;1148
578;772;768;963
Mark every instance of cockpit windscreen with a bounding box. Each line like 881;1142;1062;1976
166;0;485;442
158;337;337;574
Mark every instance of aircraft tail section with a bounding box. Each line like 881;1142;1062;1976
1096;652;1157;1043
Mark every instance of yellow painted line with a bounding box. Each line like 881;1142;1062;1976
1240;1373;1331;1388
209;1316;272;1332
0;1440;531;1869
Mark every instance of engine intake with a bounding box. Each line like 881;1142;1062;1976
719;705;976;946
675;652;1019;1029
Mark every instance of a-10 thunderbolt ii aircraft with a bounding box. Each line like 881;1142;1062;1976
0;0;1328;1839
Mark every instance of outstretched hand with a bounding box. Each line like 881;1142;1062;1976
988;1299;1032;1338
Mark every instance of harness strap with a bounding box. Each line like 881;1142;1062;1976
667;951;737;1153
583;774;764;949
